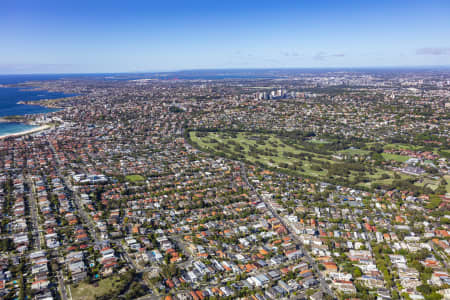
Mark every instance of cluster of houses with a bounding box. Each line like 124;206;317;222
0;71;448;300
29;251;53;300
251;168;450;299
66;251;87;283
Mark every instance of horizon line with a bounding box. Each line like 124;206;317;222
1;65;450;76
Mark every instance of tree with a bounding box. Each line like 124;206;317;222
417;284;432;295
352;267;362;278
425;293;443;300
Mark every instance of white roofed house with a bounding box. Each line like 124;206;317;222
66;251;87;283
68;260;87;283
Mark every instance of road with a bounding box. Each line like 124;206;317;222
47;137;101;244
136;294;160;300
70;189;101;244
47;137;101;300
46;137;161;299
110;240;139;270
26;177;42;250
46;134;333;299
109;239;162;275
58;270;69;300
172;236;195;268
239;162;335;299
429;242;449;269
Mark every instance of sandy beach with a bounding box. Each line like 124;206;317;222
0;124;50;139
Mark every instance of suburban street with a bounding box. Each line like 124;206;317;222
26;177;42;250
1;64;448;300
240;162;335;299
58;270;69;300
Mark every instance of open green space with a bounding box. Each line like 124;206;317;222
383;143;425;151
71;271;146;300
189;130;424;190
441;149;450;159
309;138;331;144
426;194;442;209
71;276;120;300
338;148;370;156
414;178;440;192
445;175;450;193
125;174;145;182
381;153;410;163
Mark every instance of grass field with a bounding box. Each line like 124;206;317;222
338;148;370;156
383;143;424;151
71;276;121;300
381;153;410;163
189;131;418;189
191;131;331;176
126;174;145;182
414;178;440;192
445;175;450;193
441;150;450;155
309;138;331;144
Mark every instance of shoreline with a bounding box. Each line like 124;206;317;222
3;82;78;110
0;78;72;140
0;116;31;123
17;99;66;109
0;124;50;140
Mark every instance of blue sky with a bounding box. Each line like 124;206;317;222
1;0;450;73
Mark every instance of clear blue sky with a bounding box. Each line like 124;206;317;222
1;0;450;74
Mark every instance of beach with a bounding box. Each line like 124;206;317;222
0;124;50;139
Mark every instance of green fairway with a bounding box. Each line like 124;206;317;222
126;174;145;182
309;138;331;144
338;148;370;156
381;153;410;163
383;143;424;151
189;130;420;189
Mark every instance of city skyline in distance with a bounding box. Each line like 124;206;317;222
2;0;450;74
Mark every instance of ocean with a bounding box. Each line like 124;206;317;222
0;122;40;137
0;74;77;137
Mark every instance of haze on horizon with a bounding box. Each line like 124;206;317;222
1;0;450;74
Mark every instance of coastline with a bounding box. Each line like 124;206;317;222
0;124;50;140
0;76;74;141
17;99;65;109
0;115;31;123
1;81;77;115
